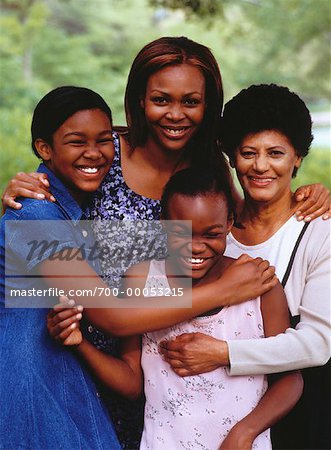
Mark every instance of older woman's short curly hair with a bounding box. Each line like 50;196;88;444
220;84;313;177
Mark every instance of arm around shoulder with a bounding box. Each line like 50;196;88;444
227;221;331;375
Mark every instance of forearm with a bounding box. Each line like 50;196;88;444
40;260;229;336
227;320;330;376
40;252;276;337
75;338;142;399
231;372;303;442
84;282;230;336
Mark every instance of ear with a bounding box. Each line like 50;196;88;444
295;155;302;170
34;139;52;161
226;214;234;234
139;97;145;109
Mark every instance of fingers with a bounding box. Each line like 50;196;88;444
262;265;277;283
298;205;331;222
173;368;192;377
47;307;83;337
1;196;23;210
28;172;50;187
161;351;195;377
160;347;182;360
254;257;276;278
14;183;55;202
294;185;312;202
159;334;191;351
52;323;79;343
49;304;82;321
4;172;55;204
59;295;74;305
51;303;81;318
295;184;330;221
296;197;330;221
255;257;268;269
236;254;254;264
163;358;184;369
323;206;331;221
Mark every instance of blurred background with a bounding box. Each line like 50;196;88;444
0;0;330;195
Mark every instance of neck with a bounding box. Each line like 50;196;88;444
233;190;297;245
43;162;86;207
241;190;296;225
136;136;190;173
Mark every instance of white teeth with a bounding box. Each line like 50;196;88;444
186;257;205;264
251;178;273;182
166;128;185;135
79;167;98;173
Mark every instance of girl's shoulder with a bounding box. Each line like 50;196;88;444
2;197;66;222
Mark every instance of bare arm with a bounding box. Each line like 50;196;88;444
47;301;142;400
75;335;142;400
39;253;277;337
219;283;303;449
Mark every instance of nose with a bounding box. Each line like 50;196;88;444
165;103;185;122
83;144;103;160
188;240;207;254
253;154;269;173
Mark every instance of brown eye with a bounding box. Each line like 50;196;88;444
183;98;200;106
152;97;168;104
206;232;222;238
270;150;284;157
241;151;255;158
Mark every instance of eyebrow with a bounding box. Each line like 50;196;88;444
240;145;286;150
63;130;113;138
205;224;225;231
150;89;202;96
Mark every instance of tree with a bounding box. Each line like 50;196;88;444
149;0;331;99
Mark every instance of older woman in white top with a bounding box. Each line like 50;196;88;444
161;84;330;450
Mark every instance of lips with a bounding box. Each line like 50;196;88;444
181;256;212;270
160;125;192;140
79;167;99;173
248;176;275;187
75;165;105;177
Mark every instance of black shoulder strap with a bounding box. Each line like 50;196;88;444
281;221;310;328
281;221;310;288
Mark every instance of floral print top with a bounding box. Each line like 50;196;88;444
140;260;271;450
84;132;167;449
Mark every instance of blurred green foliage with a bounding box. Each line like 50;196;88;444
1;0;330;195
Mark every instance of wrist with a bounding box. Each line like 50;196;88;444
197;282;229;308
231;421;256;444
216;340;230;366
74;337;88;353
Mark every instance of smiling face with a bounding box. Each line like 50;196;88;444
233;130;302;205
165;193;233;281
35;109;114;204
141;64;206;152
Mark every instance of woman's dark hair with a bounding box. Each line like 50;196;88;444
220;84;313;177
161;167;236;221
125;36;226;170
31;86;112;158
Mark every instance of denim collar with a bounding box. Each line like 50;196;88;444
37;163;86;225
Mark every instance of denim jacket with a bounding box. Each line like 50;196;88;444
0;164;120;450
